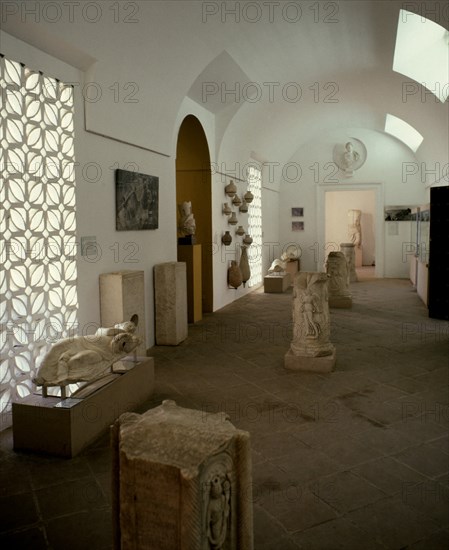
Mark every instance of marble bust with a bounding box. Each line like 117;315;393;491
178;201;196;236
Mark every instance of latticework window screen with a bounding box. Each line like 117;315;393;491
247;166;262;288
0;55;78;426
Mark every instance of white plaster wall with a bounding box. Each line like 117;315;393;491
325;190;376;266
384;222;413;278
1;32;177;349
279;128;425;275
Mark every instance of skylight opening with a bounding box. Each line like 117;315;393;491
385;114;424;152
394;10;449;103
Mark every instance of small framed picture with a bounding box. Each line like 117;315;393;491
292;221;304;231
291;207;304;217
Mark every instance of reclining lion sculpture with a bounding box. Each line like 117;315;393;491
33;317;141;397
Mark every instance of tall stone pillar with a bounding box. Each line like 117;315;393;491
284;272;336;372
154;262;188;345
112;400;253;550
326;252;352;308
340;243;358;282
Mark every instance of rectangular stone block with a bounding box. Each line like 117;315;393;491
154;262;188;345
284;348;336;373
100;270;147;356
112;400;253;550
264;274;291;293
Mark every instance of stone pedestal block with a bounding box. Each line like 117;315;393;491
326;251;352;309
340;243;358;282
355;246;362;268
154;262;188;345
264;274;291;293
100;270;147;355
112;399;253;550
284;348;336;373
177;244;202;323
285;272;336;373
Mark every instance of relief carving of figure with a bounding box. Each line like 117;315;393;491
206;473;231;549
299;289;321;338
341;142;359;173
290;272;334;357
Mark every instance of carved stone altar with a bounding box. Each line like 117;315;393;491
340;242;358;282
325;252;352;308
111;399;253;550
284;272;336;372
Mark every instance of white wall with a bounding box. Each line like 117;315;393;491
325;190;376;266
384;221;413;278
279;128;426;275
1;32;177;350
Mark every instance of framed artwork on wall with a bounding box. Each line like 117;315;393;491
291;207;304;217
292;221;304;231
116;169;159;231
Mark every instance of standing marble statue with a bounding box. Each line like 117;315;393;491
285;272;336;372
325;252;352;308
348;209;362;247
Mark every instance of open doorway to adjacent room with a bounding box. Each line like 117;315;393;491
325;189;377;280
176;115;213;320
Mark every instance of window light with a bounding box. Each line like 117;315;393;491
385;114;424;152
394;10;449;103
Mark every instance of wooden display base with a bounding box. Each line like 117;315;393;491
264;274;291;293
12;357;154;458
284;348;336;373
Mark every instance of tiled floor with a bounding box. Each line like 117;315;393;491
1;276;448;549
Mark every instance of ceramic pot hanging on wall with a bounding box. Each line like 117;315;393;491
228;212;238;225
244;190;254;203
228;261;242;289
243;234;253;246
239;199;248;213
236;225;245;236
240;246;251;287
222;231;232;246
223;202;232;215
225;180;237;197
232;194;242;207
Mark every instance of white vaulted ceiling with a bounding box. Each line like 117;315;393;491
1;0;447;165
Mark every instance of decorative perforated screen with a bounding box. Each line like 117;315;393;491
0;56;78;426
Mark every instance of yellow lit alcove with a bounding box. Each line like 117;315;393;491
176;115;213;319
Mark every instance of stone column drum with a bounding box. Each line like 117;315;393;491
340;242;358;282
111;400;253;550
284;272;336;372
154;262;188;345
325;252;352;308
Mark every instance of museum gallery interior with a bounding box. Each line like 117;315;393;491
0;1;448;548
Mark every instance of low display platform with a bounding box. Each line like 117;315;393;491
264;273;291;293
12;357;154;458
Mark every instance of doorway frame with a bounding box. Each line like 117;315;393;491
316;182;385;277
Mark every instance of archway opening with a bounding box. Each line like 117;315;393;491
176;115;213;319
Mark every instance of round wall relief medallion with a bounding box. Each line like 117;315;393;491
333;138;367;177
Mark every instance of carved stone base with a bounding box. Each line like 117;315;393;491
329;295;352;308
284;348;336;373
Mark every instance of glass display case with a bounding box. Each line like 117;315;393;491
418;207;430;264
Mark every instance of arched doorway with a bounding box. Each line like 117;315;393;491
176;115;213;319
